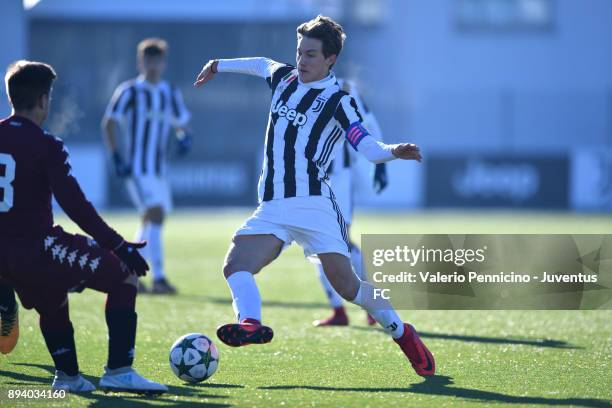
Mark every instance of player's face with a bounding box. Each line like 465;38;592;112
296;36;336;83
140;55;166;83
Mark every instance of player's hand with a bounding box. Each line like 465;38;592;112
176;129;192;156
194;60;218;87
392;143;422;162
373;163;388;194
112;152;131;178
113;241;149;277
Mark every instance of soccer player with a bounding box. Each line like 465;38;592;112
312;78;387;327
0;60;167;393
102;38;191;294
194;15;435;376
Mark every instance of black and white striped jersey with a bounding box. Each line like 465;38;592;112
330;79;384;172
217;58;372;202
104;76;190;177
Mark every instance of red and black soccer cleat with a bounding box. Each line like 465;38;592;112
216;318;274;347
394;323;435;376
366;313;377;326
313;307;349;327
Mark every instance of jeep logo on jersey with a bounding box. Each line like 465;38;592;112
272;100;308;127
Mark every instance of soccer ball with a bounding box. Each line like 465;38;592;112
169;333;219;383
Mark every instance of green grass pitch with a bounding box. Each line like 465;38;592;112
1;210;611;407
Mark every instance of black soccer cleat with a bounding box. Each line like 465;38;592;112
152;278;177;295
216;318;274;347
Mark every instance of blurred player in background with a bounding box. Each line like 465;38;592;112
312;78;387;327
194;15;435;377
0;60;167;393
102;38;191;294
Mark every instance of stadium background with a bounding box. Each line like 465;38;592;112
1;2;612;407
1;0;611;211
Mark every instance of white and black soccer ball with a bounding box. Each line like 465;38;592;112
169;333;219;383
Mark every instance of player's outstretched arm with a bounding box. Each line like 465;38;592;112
46;137;150;275
113;241;149;276
357;136;422;164
194;60;218;87
194;57;287;87
391;143;422;161
45;137;123;249
336;94;422;164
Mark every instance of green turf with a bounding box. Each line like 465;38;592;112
1;210;611;407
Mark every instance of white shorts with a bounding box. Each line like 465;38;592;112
328;166;353;224
234;196;351;259
126;175;173;214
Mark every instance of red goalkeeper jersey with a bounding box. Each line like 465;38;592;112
0;115;122;250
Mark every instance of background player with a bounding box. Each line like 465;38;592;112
0;60;167;393
313;78;388;327
102;38;191;294
194;15;435;377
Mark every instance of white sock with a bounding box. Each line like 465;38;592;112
350;245;366;281
351;281;405;339
226;271;261;322
148;223;165;281
135;222;150;260
316;263;344;308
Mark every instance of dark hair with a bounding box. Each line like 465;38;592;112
297;15;346;59
5;60;57;111
137;38;168;59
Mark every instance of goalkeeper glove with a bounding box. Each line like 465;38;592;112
113;241;149;277
112;152;131;178
373;163;388;194
176;130;192;156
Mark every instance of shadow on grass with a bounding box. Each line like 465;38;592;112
174;295;580;350
80;386;230;408
260;375;612;407
190;383;244;389
13;363;55;374
348;326;581;349
172;294;329;310
0;366;50;386
5;363;231;407
419;331;581;349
